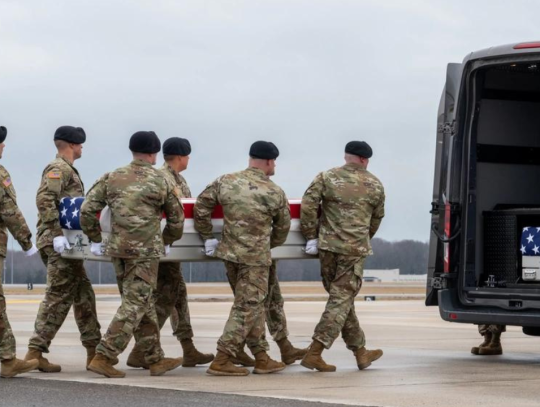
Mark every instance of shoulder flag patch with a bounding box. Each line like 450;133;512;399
48;172;61;179
3;178;11;187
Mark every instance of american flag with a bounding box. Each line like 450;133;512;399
59;196;84;230
521;226;540;256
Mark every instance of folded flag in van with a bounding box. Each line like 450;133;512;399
521;227;540;255
59;197;84;230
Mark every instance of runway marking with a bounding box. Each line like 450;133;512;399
6;299;41;304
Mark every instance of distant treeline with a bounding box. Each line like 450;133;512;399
0;238;428;285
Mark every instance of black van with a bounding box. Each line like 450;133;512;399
427;42;540;335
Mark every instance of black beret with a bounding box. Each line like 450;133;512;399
0;126;6;144
129;131;161;154
249;141;279;160
345;141;372;158
54;126;86;144
163;137;191;156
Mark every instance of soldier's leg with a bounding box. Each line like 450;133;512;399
312;251;362;350
28;247;81;353
340;257;366;351
130;262;179;361
96;258;163;364
72;261;101;352
0;258;16;362
217;262;269;357
170;263;193;340
265;261;288;341
478;324;505;356
222;262;255;367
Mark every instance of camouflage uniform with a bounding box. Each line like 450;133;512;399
194;167;290;357
0;166;33;361
301;163;385;350
226;260;288;343
29;155;101;353
80;159;184;364
131;163;194;353
478;325;506;335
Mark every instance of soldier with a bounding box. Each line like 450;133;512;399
127;137;214;369
0;126;40;378
25;126;101;372
194;141;290;376
81;131;185;378
228;260;307;367
471;324;505;355
300;141;385;372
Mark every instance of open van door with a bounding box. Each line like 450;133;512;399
426;63;463;305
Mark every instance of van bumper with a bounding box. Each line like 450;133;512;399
438;289;540;327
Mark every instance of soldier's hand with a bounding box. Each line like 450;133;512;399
204;239;219;256
90;242;103;256
53;236;72;254
24;245;39;257
305;239;319;255
164;245;171;256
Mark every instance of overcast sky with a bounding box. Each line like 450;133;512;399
0;0;537;248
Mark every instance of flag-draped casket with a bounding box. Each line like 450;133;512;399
60;197;310;262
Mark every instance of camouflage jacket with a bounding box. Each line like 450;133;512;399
160;163;192;198
0;165;33;256
80;159;185;259
36;155;84;249
194;167;290;267
301;163;385;257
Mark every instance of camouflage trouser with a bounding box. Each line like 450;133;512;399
313;250;366;351
97;258;164;364
0;257;16;361
478;324;506;335
227;260;288;343
131;262;193;355
28;246;101;353
218;261;270;357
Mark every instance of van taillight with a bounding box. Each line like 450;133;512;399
514;42;540;49
444;203;451;273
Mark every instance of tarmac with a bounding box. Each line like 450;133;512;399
3;286;540;407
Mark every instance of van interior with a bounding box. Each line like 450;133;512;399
466;61;540;302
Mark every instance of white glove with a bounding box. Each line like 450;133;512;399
24;245;39;257
53;236;71;254
305;239;319;255
204;239;219;256
164;245;171;256
90;242;103;256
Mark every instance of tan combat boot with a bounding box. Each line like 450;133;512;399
88;354;126;378
479;332;503;355
149;357;183;376
86;347;96;371
471;332;492;355
1;358;39;378
300;340;336;372
355;347;383;370
24;349;61;373
207;350;249;376
230;348;255;367
276;338;308;365
127;350;150;369
181;339;215;367
253;351;286;374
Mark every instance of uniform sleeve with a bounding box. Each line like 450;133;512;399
300;172;324;240
270;191;291;248
80;175;109;243
36;166;66;240
194;178;219;241
0;187;33;251
162;181;185;245
369;187;385;239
